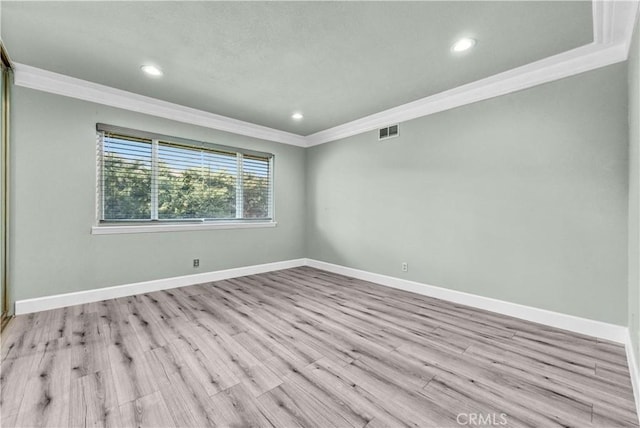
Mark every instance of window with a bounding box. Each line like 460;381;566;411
96;124;273;225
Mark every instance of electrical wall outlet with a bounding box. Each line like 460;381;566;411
401;262;408;272
193;259;200;268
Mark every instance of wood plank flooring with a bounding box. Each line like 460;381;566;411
1;266;637;427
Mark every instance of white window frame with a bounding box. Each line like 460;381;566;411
92;124;276;235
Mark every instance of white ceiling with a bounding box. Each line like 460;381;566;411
2;1;595;136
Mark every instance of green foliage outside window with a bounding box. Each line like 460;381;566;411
157;162;236;219
103;154;151;220
102;153;270;221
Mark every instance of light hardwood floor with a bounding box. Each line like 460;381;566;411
0;266;637;427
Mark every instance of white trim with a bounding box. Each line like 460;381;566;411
14;258;306;315
91;220;277;235
305;43;627;146
610;0;640;54
304;0;639;146
303;259;628;344
13;255;632;346
593;0;614;44
627;332;640;422
11;1;639;148
13;256;638;412
12;63;308;148
235;153;244;220
150;139;159;221
305;0;639;146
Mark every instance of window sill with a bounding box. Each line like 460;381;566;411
91;221;278;235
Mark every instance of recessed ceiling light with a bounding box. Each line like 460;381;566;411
451;38;476;53
291;112;304;120
141;65;163;76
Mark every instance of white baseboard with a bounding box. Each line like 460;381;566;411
14;258;306;315
304;259;628;344
14;257;637;413
14;256;629;345
626;332;640;423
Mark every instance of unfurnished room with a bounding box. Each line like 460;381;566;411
0;1;639;427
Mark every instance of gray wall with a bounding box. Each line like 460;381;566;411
629;14;640;373
306;64;629;325
9;87;306;303
7;57;632;330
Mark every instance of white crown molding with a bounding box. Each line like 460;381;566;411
593;0;615;44
304;259;628;344
605;0;640;53
12;63;308;148
10;0;640;148
14;258;307;314
306;0;640;146
306;43;628;146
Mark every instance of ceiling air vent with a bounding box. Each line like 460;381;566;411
378;124;399;141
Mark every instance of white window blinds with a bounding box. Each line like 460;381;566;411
97;124;273;223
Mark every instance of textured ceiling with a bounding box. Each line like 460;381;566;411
2;1;593;135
